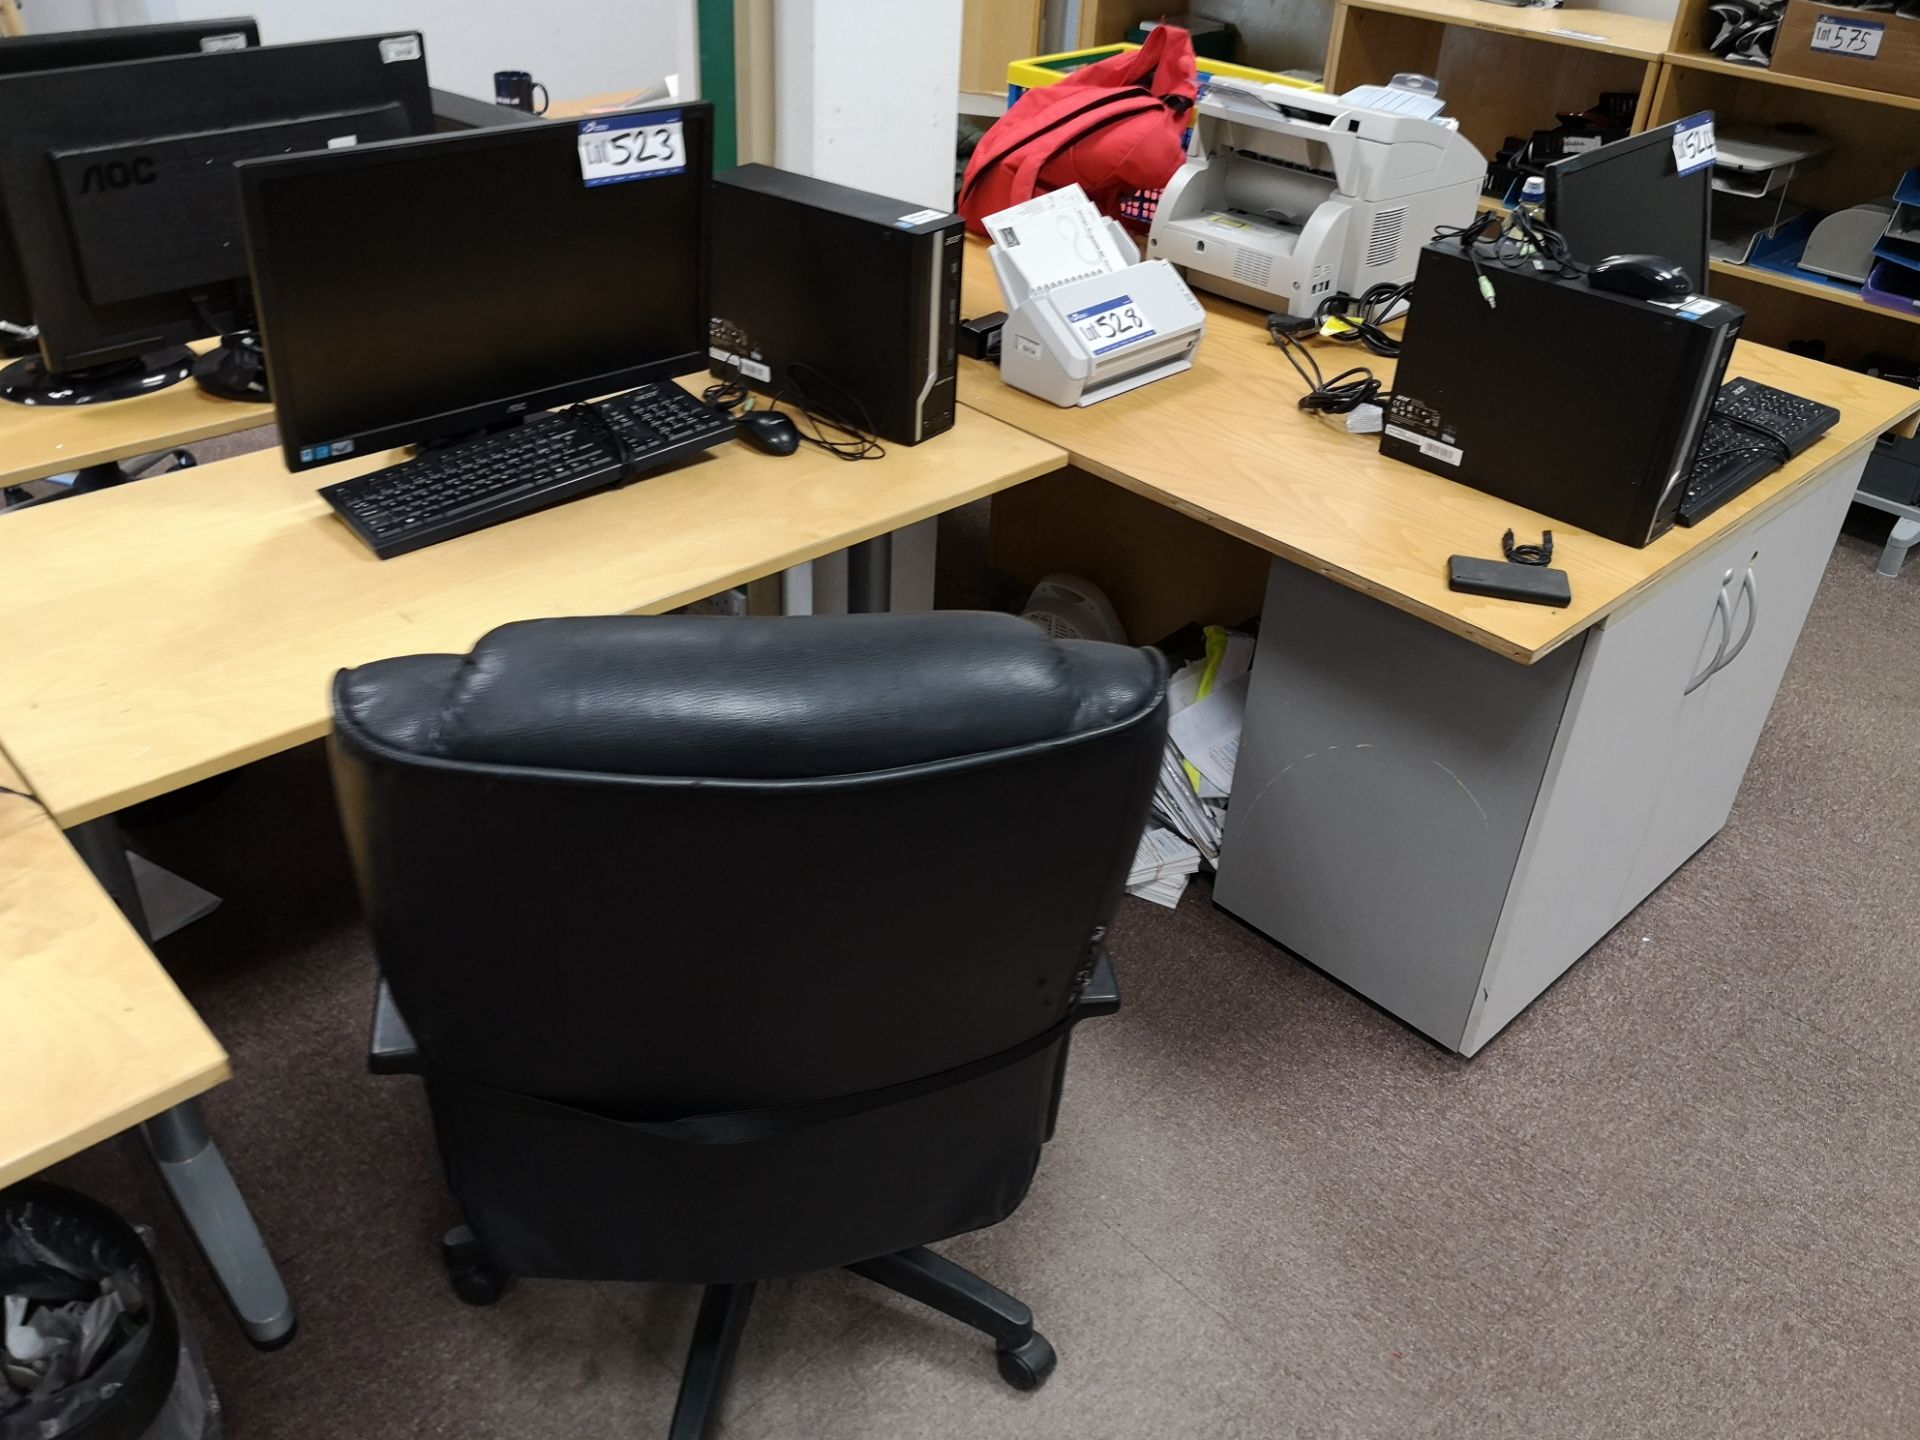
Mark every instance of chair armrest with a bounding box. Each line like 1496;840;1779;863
1072;937;1120;1021
368;978;424;1075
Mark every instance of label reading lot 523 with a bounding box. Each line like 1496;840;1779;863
578;111;686;187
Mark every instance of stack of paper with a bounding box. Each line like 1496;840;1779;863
1153;747;1223;864
1127;824;1204;908
983;183;1131;298
1141;627;1255;884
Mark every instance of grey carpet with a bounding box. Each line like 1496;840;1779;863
41;492;1920;1439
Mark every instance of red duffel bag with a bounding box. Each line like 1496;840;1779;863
958;25;1199;235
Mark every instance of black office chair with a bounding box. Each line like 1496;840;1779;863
329;612;1168;1438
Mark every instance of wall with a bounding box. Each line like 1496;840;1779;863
13;0;697;104
774;0;964;211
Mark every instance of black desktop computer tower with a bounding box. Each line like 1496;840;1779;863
1383;241;1745;548
710;165;963;446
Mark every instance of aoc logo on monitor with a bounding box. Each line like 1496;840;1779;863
78;158;157;193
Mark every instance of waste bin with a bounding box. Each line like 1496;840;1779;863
2;1181;219;1440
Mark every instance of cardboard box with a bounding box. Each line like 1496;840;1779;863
1773;0;1920;99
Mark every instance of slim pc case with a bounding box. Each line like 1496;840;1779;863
709;165;963;446
1382;241;1744;548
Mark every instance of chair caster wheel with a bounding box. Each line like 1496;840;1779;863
996;1332;1056;1391
442;1226;509;1306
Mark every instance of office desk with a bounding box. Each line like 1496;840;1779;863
958;248;1912;664
0;399;1062;828
0;748;227;1188
958;243;1920;1052
0;339;274;488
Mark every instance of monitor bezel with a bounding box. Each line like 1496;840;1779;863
0;33;433;372
238;103;715;474
1545;119;1713;294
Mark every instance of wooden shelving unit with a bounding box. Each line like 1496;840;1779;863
1711;258;1920;326
1662;46;1920;113
1325;0;1667;164
1651;0;1920;362
1333;0;1672;59
1322;0;1920;366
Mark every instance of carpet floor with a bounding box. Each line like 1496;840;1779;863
41;464;1920;1439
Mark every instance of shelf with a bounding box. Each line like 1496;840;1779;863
1710;258;1920;327
1663;49;1920;112
1340;0;1672;59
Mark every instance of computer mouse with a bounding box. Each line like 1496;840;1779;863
1588;253;1695;302
736;410;800;456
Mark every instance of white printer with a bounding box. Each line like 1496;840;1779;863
1148;79;1486;317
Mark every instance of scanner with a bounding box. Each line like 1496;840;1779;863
990;216;1206;408
1147;79;1486;317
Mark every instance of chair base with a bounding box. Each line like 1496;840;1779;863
437;1236;1053;1438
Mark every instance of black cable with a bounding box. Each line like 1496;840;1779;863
564;400;636;474
1315;281;1412;357
1502;529;1554;566
769;362;887;461
1266;315;1389;415
1432;206;1589;310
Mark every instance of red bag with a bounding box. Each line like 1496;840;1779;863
958;26;1198;236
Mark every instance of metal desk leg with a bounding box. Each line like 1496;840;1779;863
1877;517;1919;579
67;815;297;1350
141;1102;296;1348
66;816;152;938
846;534;893;614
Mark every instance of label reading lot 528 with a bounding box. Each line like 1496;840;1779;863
578;111;686;187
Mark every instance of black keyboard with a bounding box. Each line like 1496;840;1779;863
1677;377;1841;528
319;383;737;559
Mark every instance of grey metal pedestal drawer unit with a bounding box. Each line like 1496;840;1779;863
1214;453;1866;1055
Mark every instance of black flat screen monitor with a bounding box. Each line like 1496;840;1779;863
0;19;260;73
1547;121;1712;294
0;33;433;372
239;104;713;473
0;18;262;338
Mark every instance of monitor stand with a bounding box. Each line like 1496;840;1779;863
416;414;533;453
0;346;196;406
192;331;270;402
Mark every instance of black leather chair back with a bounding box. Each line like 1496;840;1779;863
331;613;1166;1282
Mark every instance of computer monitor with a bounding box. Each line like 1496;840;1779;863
0;19;262;358
238;105;713;473
1546;121;1713;295
0;32;433;405
0;19;260;73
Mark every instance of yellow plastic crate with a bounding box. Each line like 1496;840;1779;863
1005;44;1320;107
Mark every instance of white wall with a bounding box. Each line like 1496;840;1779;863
16;0;697;104
773;0;962;212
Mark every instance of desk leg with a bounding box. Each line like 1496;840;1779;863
846;534;893;614
66;816;152;938
141;1102;296;1349
1878;517;1919;579
67;815;297;1351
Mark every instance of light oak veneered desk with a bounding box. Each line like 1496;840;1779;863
0;747;227;1189
958;241;1920;1053
0;746;287;1342
0;395;1062;829
0;338;274;488
958;243;1915;665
